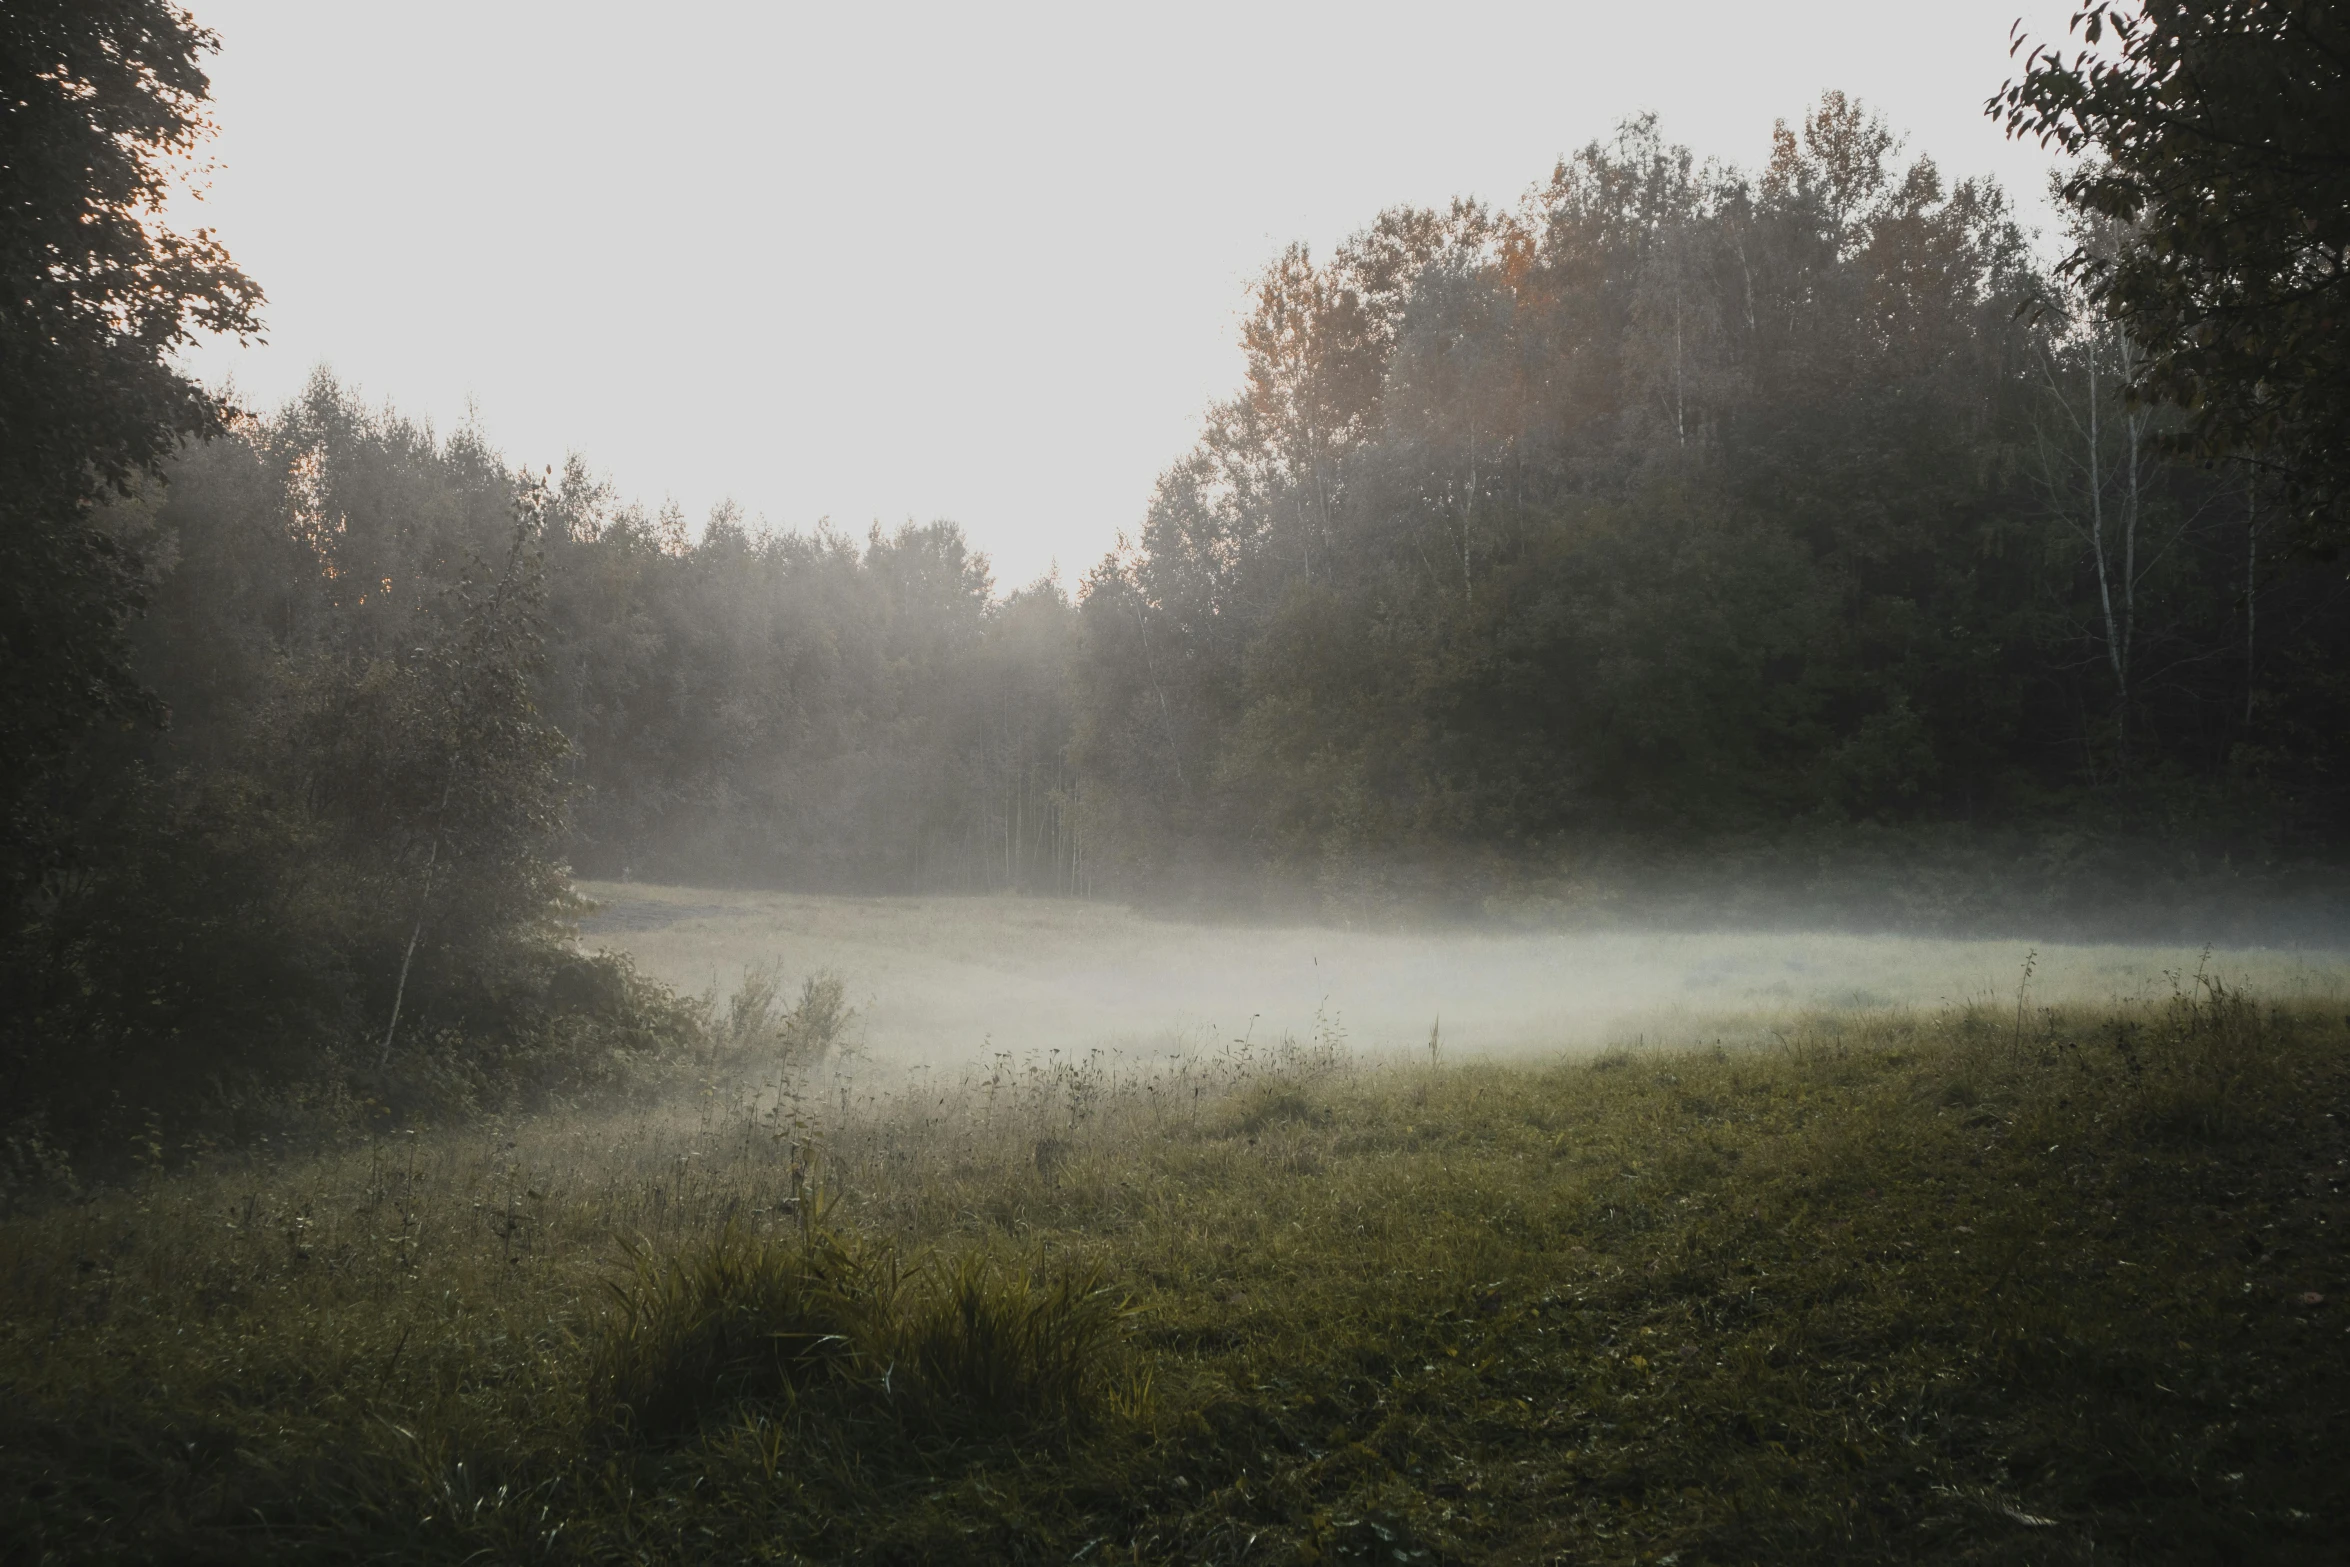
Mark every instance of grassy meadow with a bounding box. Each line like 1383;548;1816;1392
573;881;2350;1067
3;899;2348;1563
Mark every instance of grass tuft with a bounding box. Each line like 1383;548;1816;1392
896;1248;1126;1434
590;1217;884;1443
591;1212;1124;1452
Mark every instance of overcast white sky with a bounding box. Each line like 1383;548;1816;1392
173;1;2082;589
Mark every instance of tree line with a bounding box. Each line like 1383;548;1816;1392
131;93;2348;924
1071;92;2347;919
127;376;1081;895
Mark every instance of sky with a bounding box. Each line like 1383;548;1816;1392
172;1;2084;590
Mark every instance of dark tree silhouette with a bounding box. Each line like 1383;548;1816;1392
0;0;261;888
1995;2;2350;541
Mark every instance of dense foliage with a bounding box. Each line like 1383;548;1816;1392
0;12;686;1172
0;2;263;845
1071;100;2347;912
0;1;257;939
132;379;1085;895
1997;1;2350;541
536;460;1080;892
7;390;698;1165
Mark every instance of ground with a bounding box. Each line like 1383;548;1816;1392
3;896;2346;1563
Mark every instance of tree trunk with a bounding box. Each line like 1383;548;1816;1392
380;832;440;1070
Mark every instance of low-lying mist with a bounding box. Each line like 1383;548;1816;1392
576;880;2350;1075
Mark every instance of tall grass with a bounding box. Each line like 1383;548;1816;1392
591;1212;1123;1447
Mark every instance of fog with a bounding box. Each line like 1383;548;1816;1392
578;882;2350;1074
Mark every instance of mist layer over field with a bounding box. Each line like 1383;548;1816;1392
577;881;2350;1071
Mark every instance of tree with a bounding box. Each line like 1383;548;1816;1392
0;1;262;889
1995;2;2350;541
1238;242;1386;581
291;484;574;1068
2026;209;2169;769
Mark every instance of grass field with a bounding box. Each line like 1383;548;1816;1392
574;881;2350;1068
4;896;2348;1563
